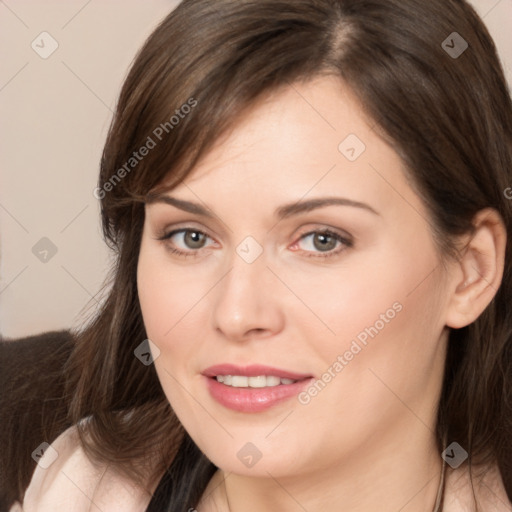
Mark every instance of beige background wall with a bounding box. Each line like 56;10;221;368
1;0;511;339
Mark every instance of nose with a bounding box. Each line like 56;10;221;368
211;250;285;342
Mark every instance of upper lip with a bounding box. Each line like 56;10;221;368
202;364;312;381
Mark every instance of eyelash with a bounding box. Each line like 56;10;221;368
156;227;353;259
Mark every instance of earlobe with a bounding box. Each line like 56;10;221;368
445;208;507;329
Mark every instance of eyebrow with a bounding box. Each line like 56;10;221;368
145;194;379;219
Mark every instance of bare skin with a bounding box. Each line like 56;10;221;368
137;75;506;512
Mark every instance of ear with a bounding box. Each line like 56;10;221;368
445;208;507;329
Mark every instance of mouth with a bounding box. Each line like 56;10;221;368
202;364;313;413
214;375;297;387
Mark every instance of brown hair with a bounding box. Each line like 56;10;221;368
19;0;512;509
1;331;73;509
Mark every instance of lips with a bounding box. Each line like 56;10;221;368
202;364;313;413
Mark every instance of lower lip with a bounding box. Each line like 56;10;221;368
205;376;313;413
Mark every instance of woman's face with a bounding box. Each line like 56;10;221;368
137;76;453;479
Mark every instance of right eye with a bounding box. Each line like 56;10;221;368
157;228;216;258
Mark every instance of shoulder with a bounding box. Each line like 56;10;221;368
20;424;153;512
444;460;512;512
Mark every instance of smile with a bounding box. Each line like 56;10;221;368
202;364;313;412
215;375;296;387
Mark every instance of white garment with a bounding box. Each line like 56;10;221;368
12;425;152;512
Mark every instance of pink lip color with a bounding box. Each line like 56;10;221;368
202;364;313;413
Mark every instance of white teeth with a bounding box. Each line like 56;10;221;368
248;375;267;388
215;375;297;387
231;376;248;387
266;376;281;387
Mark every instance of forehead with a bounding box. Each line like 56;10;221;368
185;76;377;181
156;75;417;222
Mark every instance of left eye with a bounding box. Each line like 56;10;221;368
292;230;352;258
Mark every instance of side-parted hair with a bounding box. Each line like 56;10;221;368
40;0;512;510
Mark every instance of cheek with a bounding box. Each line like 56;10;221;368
137;245;208;422
291;229;444;390
281;237;440;362
137;239;219;400
137;241;207;342
294;237;446;427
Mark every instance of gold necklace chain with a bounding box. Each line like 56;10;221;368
433;455;447;512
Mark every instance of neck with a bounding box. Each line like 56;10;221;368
202;428;443;512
